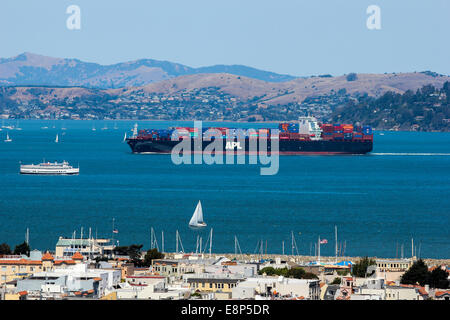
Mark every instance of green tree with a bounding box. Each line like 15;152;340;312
0;243;12;255
400;259;429;286
352;257;376;277
302;272;319;280
142;248;164;267
258;267;277;276
346;73;358;81
331;277;341;285
428;267;449;289
287;267;306;279
13;241;30;256
113;244;143;266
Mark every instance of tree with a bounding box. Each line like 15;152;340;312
113;244;143;266
302;272;319;280
13;241;30;256
331;277;341;285
287;267;306;279
400;259;429;286
258;267;278;276
352;257;376;277
142;248;164;267
346;73;358;82
0;243;12;255
428;267;449;289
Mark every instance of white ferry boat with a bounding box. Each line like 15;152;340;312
20;161;79;175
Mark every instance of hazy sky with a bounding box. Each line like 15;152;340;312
0;0;449;77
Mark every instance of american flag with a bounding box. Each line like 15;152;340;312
320;239;328;244
113;229;119;234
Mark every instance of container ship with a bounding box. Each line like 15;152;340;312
126;117;373;155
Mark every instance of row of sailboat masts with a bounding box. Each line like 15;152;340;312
148;228;214;256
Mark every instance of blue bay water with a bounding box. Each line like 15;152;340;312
0;120;449;259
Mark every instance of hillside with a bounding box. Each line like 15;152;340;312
331;83;450;131
0;53;296;88
1;69;449;130
116;72;450;106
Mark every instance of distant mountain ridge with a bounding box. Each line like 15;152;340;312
0;52;297;88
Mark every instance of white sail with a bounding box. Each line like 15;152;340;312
5;132;12;142
189;201;206;227
55;134;59;143
196;201;204;223
123;132;127;142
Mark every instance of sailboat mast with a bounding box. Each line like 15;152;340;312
318;236;321;265
335;226;338;263
209;228;213;257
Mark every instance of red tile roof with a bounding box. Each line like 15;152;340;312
417;287;428;295
54;260;76;265
435;290;450;297
18;291;28;296
41;252;54;261
72;252;83;260
0;259;41;265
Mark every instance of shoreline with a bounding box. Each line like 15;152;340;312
162;252;450;266
2;119;449;133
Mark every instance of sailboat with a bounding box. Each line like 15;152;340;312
189;200;207;228
123;132;127;142
4;132;12;142
55;134;59;143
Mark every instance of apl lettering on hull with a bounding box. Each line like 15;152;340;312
225;141;243;150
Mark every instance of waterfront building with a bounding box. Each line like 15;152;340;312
375;258;414;281
55;237;114;258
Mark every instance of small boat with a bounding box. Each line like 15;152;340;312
189;200;207;228
4;132;12;142
55;134;59;143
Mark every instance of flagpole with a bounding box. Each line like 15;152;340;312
112;218;115;247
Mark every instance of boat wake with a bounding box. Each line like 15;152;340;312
371;153;450;156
